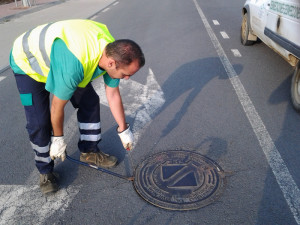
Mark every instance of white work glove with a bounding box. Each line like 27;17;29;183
117;123;134;151
50;136;67;161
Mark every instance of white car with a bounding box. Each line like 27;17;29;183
241;0;300;111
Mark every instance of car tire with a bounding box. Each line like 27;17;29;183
241;13;255;46
291;62;300;112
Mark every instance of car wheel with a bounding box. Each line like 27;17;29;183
291;62;300;112
241;13;254;46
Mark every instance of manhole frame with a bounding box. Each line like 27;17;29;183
133;150;226;211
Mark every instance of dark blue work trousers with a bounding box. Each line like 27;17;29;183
14;73;101;174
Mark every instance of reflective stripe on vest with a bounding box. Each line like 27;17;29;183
39;23;53;68
22;23;53;76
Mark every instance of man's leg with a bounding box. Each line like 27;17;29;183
14;73;58;194
70;83;117;168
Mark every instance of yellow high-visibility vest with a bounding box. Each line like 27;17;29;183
11;19;115;87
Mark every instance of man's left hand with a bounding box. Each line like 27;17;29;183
118;124;134;150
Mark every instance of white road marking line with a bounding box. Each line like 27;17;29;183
0;186;80;225
193;0;300;224
90;15;97;20
0;77;6;82
212;20;220;25
130;68;165;146
89;1;119;20
102;8;110;12
220;31;229;39
231;49;242;57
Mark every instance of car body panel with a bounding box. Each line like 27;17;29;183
243;0;300;66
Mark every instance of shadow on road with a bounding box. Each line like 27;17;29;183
256;73;300;224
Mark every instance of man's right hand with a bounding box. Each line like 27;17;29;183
50;136;67;161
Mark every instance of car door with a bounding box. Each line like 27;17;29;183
250;0;270;39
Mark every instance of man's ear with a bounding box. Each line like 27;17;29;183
107;57;116;68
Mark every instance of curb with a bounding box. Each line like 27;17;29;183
0;0;65;23
0;65;10;74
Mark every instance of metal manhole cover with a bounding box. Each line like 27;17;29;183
134;150;225;210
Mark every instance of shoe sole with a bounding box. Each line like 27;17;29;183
80;159;118;169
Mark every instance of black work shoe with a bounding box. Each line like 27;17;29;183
80;151;117;168
39;173;59;194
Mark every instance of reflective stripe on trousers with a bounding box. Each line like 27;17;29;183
79;122;101;141
31;142;51;163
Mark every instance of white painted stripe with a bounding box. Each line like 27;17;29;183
0;77;6;82
231;49;242;57
0;185;80;225
102;8;110;12
80;134;101;142
89;15;97;20
79;122;101;130
31;142;49;153
113;1;119;5
192;0;300;224
220;31;229;39
212;20;219;25
131;68;165;146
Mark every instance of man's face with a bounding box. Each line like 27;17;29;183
107;60;140;80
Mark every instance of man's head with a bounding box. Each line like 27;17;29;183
100;39;145;80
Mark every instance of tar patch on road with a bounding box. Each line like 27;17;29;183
134;150;225;210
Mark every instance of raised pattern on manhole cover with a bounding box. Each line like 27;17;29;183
133;150;225;210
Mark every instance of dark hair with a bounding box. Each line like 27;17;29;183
105;39;145;68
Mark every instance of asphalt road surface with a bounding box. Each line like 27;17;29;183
1;0;300;224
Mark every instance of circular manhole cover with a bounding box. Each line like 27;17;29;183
134;150;225;210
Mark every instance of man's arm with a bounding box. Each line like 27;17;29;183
105;84;127;132
105;84;134;150
51;95;68;136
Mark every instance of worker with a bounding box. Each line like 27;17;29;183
9;19;145;194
